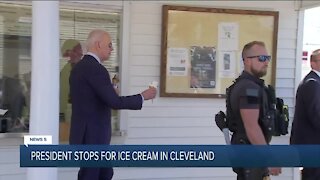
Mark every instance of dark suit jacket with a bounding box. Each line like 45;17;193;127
291;70;320;144
69;55;142;145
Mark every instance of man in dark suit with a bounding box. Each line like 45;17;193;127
290;49;320;180
69;29;157;180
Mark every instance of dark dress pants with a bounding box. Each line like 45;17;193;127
78;167;113;180
302;168;320;180
235;168;269;180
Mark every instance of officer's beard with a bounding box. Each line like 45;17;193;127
251;67;267;78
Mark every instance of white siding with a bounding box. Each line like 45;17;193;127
0;1;301;180
127;0;297;142
0;138;25;180
125;1;298;180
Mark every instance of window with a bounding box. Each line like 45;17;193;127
0;2;122;139
0;3;32;133
59;5;121;142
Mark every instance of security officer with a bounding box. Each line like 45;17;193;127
229;41;281;180
290;49;320;180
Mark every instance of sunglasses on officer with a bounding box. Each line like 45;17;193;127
246;55;271;62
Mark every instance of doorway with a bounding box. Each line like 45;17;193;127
301;6;320;80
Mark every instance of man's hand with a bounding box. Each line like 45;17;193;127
141;87;157;100
113;87;120;95
268;167;281;176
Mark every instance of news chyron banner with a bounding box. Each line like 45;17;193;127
21;135;320;167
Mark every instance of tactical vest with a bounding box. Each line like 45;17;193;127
225;77;288;142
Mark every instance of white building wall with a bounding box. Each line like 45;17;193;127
123;1;298;180
301;1;320;9
0;1;300;180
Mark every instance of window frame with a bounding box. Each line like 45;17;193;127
0;1;130;143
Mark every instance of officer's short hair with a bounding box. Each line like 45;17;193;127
241;41;265;60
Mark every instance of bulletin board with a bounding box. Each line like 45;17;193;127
160;5;279;98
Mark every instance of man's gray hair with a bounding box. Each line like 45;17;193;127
86;29;107;50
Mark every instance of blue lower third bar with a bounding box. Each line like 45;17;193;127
20;145;320;167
